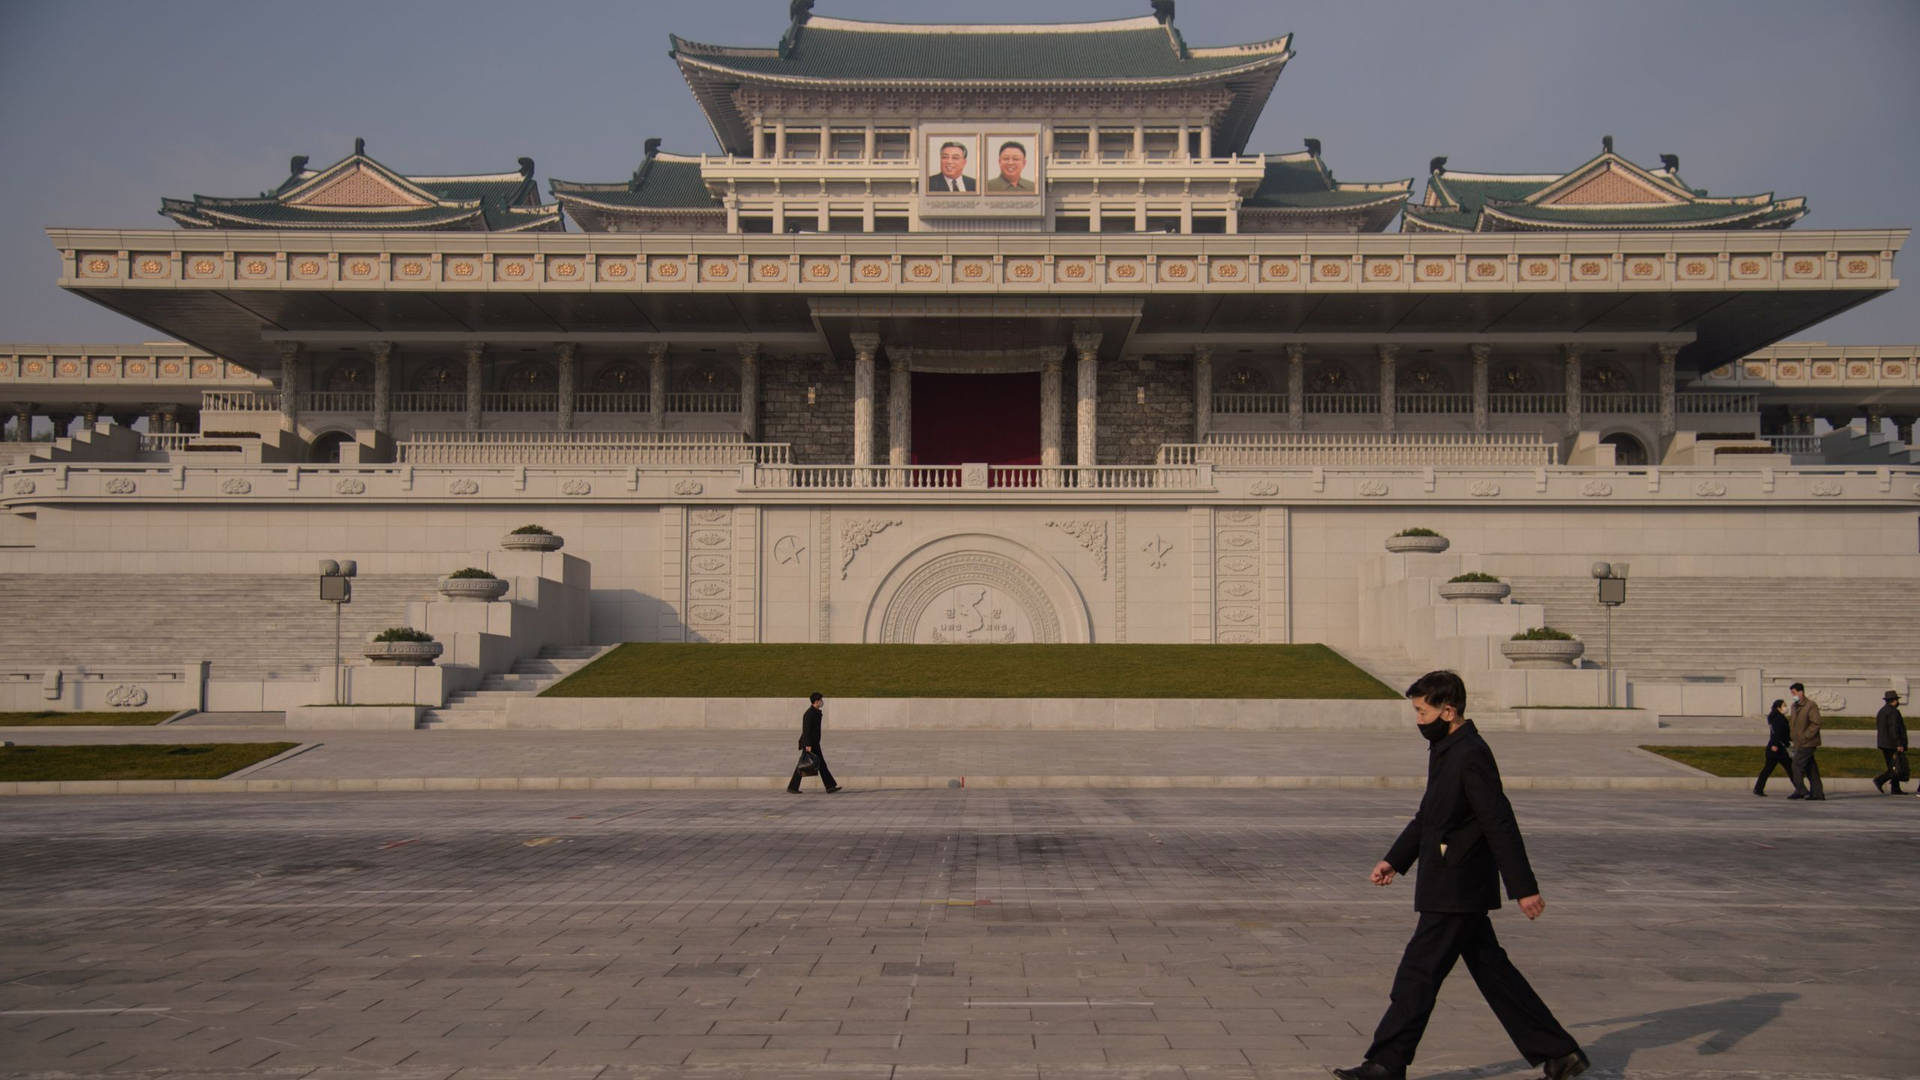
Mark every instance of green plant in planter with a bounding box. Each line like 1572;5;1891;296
372;627;436;643
1393;527;1441;538
510;524;552;535
447;567;497;579
1448;572;1502;584
1511;627;1573;641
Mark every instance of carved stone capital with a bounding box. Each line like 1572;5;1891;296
848;331;881;359
1071;330;1103;359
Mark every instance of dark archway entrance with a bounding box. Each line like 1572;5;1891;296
911;372;1041;464
1602;432;1649;467
310;431;353;463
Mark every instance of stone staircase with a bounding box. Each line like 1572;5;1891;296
1337;646;1520;729
0;573;439;680
1819;422;1920;466
1504;576;1920;678
417;644;608;729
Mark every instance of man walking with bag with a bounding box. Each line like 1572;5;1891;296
1787;681;1825;801
787;691;841;794
1872;690;1907;795
1331;671;1587;1080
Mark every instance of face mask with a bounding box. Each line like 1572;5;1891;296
1418;718;1451;743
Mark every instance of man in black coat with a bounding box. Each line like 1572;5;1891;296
1872;690;1907;795
1754;698;1797;796
1332;671;1587;1080
787;691;841;794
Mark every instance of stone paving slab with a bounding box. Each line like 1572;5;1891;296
0;790;1914;1079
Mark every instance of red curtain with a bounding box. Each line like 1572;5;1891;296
910;372;1042;465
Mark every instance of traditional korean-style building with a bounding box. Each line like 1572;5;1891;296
1;2;1914;720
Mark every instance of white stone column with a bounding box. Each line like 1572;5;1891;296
1192;346;1213;442
1040;351;1063;477
1073;329;1102;474
887;350;910;469
11;402;33;441
369;340;392;443
738;342;760;439
555;342;576;432
773;120;786;160
1286;343;1306;432
276;341;302;434
1563;345;1584;434
1199;124;1213;159
647;343;668;431
463;342;485;432
1377;343;1399;433
850;332;878;476
1656;342;1679;437
1470;344;1491;434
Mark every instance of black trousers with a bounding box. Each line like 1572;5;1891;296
1754;747;1795;792
1873;747;1906;790
788;747;837;791
1790;747;1823;798
1365;911;1578;1071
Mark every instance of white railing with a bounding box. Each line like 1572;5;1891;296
1490;393;1566;414
1582;393;1661;414
139;434;195;452
397;430;788;466
305;391;374;412
1765;434;1824;455
1161;432;1556;466
1678;392;1760;413
664;392;741;414
201;390;281;412
1305;393;1380;415
576;392;649;413
1396;393;1475;415
393;391;464;413
1213;393;1288;414
481;392;559;413
750;464;1209;491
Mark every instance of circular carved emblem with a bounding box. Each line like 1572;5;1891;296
1524;260;1551;279
192;259;216;275
1318;262;1344;280
1422;261;1446;279
878;551;1062;645
1010;263;1035;280
1790;259;1815;275
501;262;528;279
1113;263;1139;280
104;477;136;494
1216;262;1241;280
1581;480;1614;497
245;259;268;275
220;477;252;495
450;262;476;278
1813;363;1835;379
1061;263;1087;280
1810;479;1843;497
24;360;44;375
400;261;424;276
127;361;146;375
1369;262;1394;279
809;264;833;279
1167;263;1191;280
139;259;161;275
1849;364;1869;378
11;479;36;494
1472;261;1500;279
1745;363;1767;377
194;363;213;376
297;260;321;276
758;262;783;279
86;257;110;274
911;263;935;279
672;479;704;496
1737;259;1762;276
94;363;112;375
560;479;592;496
1682;260;1709;277
1694;480;1728;498
1885;362;1905;377
706;261;733;280
962;263;986;280
1470;480;1501;498
60;361;77;375
1846;258;1870;274
1266;262;1295;280
162;362;180;376
552;261;578;278
1629;260;1658;279
860;263;885;279
105;684;149;707
1576;260;1604;278
1357;479;1389;497
447;478;479;495
655;262;682;279
1779;363;1800;377
347;260;373;277
605;262;631;279
334;477;367;495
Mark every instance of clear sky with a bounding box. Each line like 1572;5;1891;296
1;0;1915;346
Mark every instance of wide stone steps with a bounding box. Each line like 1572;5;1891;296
417;646;606;729
1505;576;1920;677
0;573;439;680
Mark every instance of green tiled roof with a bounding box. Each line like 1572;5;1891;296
1243;151;1410;210
162;149;562;233
672;15;1288;84
1403;150;1806;233
551;154;720;212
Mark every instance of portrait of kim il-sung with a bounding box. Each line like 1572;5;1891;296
926;137;978;194
984;137;1039;195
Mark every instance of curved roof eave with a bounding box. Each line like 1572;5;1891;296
1477;204;1790;231
672;49;1292;92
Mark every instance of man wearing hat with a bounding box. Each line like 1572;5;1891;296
1872;690;1907;795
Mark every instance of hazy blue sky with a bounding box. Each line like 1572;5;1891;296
1;0;1915;345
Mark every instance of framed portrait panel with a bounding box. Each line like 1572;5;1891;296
983;133;1042;196
924;133;981;195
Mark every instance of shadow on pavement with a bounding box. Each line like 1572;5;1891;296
1415;991;1798;1079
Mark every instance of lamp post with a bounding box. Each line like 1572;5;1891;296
319;559;357;704
1590;561;1628;707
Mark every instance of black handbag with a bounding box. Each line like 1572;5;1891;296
1894;750;1910;784
795;750;819;777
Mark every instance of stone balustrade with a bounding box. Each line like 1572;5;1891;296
1161;432;1556;466
397;431;789;466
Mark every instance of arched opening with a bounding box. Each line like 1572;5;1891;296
1602;432;1649;467
309;431;354;463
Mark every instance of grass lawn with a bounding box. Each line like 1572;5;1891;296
546;643;1401;700
0;711;174;727
1642;745;1903;778
1821;715;1879;730
0;743;299;782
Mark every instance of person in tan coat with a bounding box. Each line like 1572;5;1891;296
1787;682;1824;801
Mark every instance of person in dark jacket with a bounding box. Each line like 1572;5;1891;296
1754;699;1797;797
1332;671;1587;1080
787;691;841;794
1872;690;1907;795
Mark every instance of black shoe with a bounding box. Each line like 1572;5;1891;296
786;788;801;794
1874;777;1887;793
825;785;843;793
1542;1048;1590;1080
1786;792;1806;800
1752;788;1766;797
1806;795;1826;801
1329;1063;1404;1080
1893;785;1906;794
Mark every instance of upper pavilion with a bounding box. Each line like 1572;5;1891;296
1401;138;1808;233
160;140;563;233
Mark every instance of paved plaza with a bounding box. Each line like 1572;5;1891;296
1;788;1914;1079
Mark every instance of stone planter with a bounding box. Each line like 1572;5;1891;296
1385;535;1450;554
363;641;443;667
1438;581;1511;604
1500;638;1585;669
502;532;564;552
438;576;509;602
